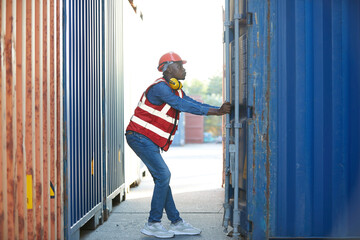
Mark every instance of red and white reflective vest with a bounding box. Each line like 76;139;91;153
126;78;184;151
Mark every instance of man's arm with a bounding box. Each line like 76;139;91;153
182;93;218;109
148;82;231;116
149;82;210;115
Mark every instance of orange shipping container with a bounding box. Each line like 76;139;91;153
184;95;204;143
0;1;63;239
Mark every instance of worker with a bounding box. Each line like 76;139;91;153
125;52;231;239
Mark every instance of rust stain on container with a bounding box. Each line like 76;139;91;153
0;1;63;239
5;1;15;240
0;0;4;235
0;2;4;240
34;0;43;238
26;0;35;238
55;0;62;238
42;0;49;238
15;1;25;239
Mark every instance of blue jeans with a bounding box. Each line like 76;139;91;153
126;131;182;224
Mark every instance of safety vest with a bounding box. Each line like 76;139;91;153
126;78;184;151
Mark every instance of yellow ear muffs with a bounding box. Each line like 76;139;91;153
169;78;183;90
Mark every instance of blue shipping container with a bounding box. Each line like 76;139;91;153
63;1;104;238
224;0;360;239
247;0;360;239
63;0;125;238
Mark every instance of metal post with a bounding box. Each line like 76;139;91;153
233;0;241;238
223;0;232;233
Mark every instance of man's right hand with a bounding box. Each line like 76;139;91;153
219;102;231;115
207;102;231;116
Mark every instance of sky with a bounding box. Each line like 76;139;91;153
135;0;224;82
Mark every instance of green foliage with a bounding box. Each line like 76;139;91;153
207;75;223;96
183;78;206;96
203;93;223;136
183;75;224;138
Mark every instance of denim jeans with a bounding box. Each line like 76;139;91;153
126;131;182;224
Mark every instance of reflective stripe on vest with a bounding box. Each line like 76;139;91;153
138;94;176;124
130;115;175;141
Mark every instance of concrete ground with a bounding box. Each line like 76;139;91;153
80;143;231;240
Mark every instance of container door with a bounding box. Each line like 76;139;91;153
246;0;360;239
223;0;250;238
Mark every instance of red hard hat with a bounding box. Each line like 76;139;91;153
157;52;187;72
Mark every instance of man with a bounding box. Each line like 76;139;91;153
126;52;231;239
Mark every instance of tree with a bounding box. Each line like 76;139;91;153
183;78;206;96
183;75;224;139
207;75;223;96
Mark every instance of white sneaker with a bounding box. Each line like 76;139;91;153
140;222;175;239
169;220;202;235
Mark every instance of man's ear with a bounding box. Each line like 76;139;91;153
166;64;174;74
163;69;170;76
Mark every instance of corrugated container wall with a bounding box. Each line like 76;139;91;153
246;0;360;239
1;0;125;239
104;0;125;217
0;1;63;240
64;0;100;238
63;0;125;238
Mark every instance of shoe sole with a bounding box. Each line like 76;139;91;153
141;229;175;239
169;230;202;236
